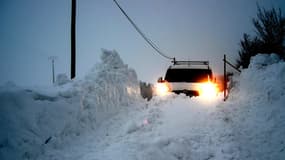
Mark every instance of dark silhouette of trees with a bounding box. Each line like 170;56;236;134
236;6;285;68
236;34;263;68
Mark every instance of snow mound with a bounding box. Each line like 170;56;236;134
77;49;140;129
224;53;285;160
0;85;79;160
232;53;285;102
0;49;140;160
56;73;71;86
249;53;281;68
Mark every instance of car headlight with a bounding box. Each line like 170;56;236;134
155;82;170;96
199;82;218;98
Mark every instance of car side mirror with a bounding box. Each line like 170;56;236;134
157;77;164;83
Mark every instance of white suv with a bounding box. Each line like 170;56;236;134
156;61;217;97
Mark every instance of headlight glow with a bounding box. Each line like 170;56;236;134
199;82;218;98
155;82;170;96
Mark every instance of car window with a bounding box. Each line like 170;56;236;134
165;69;212;82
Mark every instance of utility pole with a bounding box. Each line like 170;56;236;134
48;56;57;84
223;54;227;101
71;0;76;79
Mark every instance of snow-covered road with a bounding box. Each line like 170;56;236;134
40;94;238;160
1;51;285;160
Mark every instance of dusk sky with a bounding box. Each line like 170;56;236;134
1;0;285;86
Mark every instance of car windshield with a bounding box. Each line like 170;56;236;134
164;68;212;82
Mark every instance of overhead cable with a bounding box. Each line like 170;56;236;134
113;0;175;61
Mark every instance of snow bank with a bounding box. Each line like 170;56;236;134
223;53;285;160
0;49;140;160
2;51;284;160
36;53;284;160
77;49;140;129
0;83;80;160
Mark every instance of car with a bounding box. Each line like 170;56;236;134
156;61;218;97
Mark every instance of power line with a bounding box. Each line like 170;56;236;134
113;0;175;61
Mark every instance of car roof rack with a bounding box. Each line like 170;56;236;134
172;59;209;65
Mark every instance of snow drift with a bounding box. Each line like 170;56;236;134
223;53;285;160
0;49;140;160
0;52;285;160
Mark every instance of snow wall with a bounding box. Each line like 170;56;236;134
0;49;140;160
1;51;285;160
224;53;285;160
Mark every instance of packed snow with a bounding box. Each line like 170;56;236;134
0;51;284;160
221;53;285;160
0;49;140;160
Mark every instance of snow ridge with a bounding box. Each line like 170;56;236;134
1;52;284;160
0;49;140;160
223;53;285;160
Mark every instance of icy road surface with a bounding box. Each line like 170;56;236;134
40;94;237;160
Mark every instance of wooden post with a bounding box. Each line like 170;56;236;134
224;54;227;101
71;0;76;79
